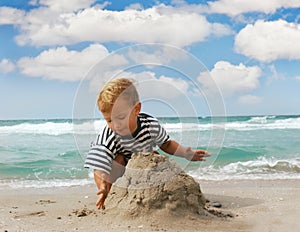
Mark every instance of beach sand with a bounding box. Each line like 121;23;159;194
0;179;299;232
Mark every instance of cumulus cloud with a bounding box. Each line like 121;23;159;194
0;7;25;25
126;45;189;65
37;0;96;12
206;0;300;16
197;61;261;97
87;70;192;105
128;71;190;99
83;70;196;118
0;59;16;73
168;0;300;17
17;44;110;81
96;71;190;101
13;5;232;47
125;3;144;11
266;64;286;85
235;20;300;62
84;44;196;95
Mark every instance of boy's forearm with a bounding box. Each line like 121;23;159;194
160;140;211;161
160;140;187;158
94;170;110;190
94;170;112;209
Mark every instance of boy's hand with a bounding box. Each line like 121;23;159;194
96;186;109;209
185;147;211;161
94;170;111;209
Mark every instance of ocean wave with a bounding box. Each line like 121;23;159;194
189;157;300;181
0;169;94;189
161;117;300;131
0;116;299;135
0;178;93;189
223;116;300;131
0;120;106;135
2;157;300;189
247;115;275;124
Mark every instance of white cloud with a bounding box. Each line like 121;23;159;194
0;7;25;25
125;3;144;11
168;0;300;17
85;44;195;94
17;44;109;81
118;71;190;100
0;59;16;73
197;61;261;97
29;0;39;6
210;22;234;37
86;70;196;118
206;0;300;16
267;64;286;85
88;70;191;100
14;5;232;47
38;0;95;12
235;20;300;62
238;94;262;105
126;45;189;65
295;76;300;81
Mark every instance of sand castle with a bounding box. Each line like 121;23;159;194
105;152;207;217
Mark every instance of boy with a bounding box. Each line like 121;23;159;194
84;78;210;209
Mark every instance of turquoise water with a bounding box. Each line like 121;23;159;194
0;115;300;188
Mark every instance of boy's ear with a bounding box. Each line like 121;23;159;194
135;102;141;115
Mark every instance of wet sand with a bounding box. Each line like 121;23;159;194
0;179;299;231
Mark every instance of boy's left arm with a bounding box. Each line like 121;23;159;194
160;140;210;161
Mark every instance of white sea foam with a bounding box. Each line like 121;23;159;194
0;120;106;135
189;157;300;181
0;178;94;189
0;116;299;135
2;157;300;189
248;115;274;124
162;117;300;131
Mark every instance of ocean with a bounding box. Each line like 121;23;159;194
0;115;299;189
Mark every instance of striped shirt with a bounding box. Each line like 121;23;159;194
84;113;170;174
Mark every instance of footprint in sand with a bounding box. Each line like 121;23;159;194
14;211;46;219
35;200;56;205
72;208;97;217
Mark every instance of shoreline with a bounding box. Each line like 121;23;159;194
0;179;299;231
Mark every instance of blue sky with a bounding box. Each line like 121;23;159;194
0;0;300;119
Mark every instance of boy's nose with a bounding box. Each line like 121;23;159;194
112;121;121;130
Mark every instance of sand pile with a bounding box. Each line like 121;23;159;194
105;152;206;217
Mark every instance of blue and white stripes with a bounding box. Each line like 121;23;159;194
84;113;170;174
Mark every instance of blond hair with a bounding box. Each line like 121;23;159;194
97;78;139;113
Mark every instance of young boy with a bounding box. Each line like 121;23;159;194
84;78;210;209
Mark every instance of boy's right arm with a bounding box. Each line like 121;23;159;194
94;170;112;209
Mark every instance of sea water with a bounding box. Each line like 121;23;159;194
0;115;299;188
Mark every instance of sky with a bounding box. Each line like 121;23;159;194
0;0;300;120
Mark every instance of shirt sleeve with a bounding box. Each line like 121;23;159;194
84;126;116;174
152;118;170;147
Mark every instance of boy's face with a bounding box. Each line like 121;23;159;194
102;97;141;136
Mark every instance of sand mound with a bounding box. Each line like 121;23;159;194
105;152;206;217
